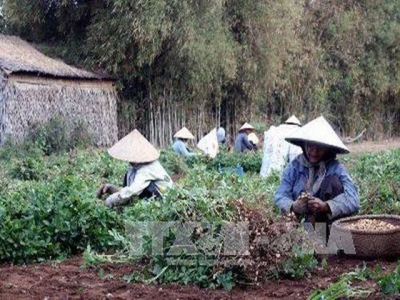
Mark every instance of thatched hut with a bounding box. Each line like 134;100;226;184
0;34;118;147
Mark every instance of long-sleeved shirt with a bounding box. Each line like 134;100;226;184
274;155;359;219
234;132;255;153
172;139;196;158
118;160;173;200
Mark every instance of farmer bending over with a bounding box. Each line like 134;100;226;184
97;129;173;207
274;116;359;224
172;127;197;158
234;122;258;153
260;115;303;178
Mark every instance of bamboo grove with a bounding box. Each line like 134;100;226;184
1;0;399;146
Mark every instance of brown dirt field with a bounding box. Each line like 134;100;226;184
0;256;398;299
1;141;399;299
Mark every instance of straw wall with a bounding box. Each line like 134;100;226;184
1;75;118;146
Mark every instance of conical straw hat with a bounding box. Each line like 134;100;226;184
174;127;195;139
285;116;349;154
248;132;259;144
285;115;301;126
239;122;255;131
108;129;160;163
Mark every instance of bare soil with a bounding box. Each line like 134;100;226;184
0;256;398;299
1;140;399;299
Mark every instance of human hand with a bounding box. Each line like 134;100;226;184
291;196;309;214
105;193;121;207
97;184;119;199
307;197;330;214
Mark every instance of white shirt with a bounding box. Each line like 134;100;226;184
119;160;173;199
260;124;302;178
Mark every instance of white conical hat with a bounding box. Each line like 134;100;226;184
248;132;259;144
285;116;349;154
285;115;301;126
108;129;160;163
173;127;195;139
239;122;255;131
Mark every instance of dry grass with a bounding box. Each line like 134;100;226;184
0;34;101;79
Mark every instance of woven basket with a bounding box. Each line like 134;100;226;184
331;215;400;258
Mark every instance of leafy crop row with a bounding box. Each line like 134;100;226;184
1;143;399;290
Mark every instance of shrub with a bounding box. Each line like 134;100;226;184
0;149;124;264
8;156;45;181
0;139;44;162
29;116;69;155
69;119;94;149
159;148;190;175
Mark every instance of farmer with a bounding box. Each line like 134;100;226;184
260;115;303;178
172;127;197;158
197;128;219;158
97;129;173;207
217;127;226;144
274;116;359;224
234;122;257;153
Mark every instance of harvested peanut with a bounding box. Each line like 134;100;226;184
343;219;398;231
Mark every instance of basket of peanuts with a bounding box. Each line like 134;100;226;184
331;215;400;258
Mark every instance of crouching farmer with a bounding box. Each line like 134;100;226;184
97;129;173;207
274;116;360;226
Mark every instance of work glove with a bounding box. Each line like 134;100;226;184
291;196;309;215
307;197;330;214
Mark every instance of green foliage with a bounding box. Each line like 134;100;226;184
0;139;43;162
69;119;94;150
86;156;308;288
8;156;45;181
159;148;190;176
183;148;263;174
371;263;400;295
0;149;123;264
309;262;400;299
1;145;400;290
282;246;318;278
159;147;262;176
29;116;69;155
347;149;400;214
78;148;400;289
308;275;372;300
207;149;262;173
3;0;400;138
24;116;94;155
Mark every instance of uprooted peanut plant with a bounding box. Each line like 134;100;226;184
0;138;399;289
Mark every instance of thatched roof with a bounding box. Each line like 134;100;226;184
0;34;103;80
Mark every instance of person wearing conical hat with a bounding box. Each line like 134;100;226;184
274;116;359;227
197;128;219;158
234;122;257;153
260;115;303;178
97;129;173;207
172;127;197;158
